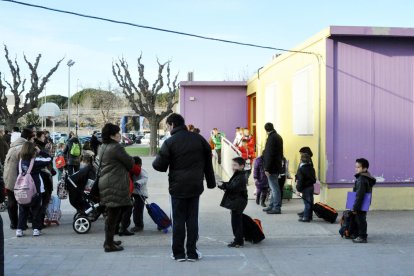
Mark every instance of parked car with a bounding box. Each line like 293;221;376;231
121;135;134;146
141;133;151;145
78;136;91;145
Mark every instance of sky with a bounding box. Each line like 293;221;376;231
1;0;414;96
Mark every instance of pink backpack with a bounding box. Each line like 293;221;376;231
14;159;38;205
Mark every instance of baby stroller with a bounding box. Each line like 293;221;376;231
66;166;104;234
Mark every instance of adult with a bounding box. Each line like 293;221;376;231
262;123;284;215
98;123;139;252
10;127;21;144
90;131;102;156
0;129;10;165
0;165;4;275
4;128;34;229
64;136;82;175
211;128;225;165
153;113;216;262
4;130;11;146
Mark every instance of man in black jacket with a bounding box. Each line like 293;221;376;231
153;113;216;262
262;123;284;214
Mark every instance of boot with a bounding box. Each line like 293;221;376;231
255;194;260;205
260;194;267;207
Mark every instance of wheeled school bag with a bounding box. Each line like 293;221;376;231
339;210;358;238
313;202;338;223
242;214;265;243
45;195;62;226
138;194;171;233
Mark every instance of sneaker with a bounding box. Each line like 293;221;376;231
352;237;367;243
227;241;244;248
16;229;23;237
266;209;281;214
187;249;203;262
170;253;186;262
33;229;41;237
298;218;311;223
262;207;272;212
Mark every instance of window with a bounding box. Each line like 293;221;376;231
292;66;314;135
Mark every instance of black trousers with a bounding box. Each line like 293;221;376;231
171;196;199;259
216;149;222;164
231;210;244;244
132;194;145;228
40;192;51;228
105;207;124;245
18;195;42;230
6;190;18;228
0;214;4;276
355;211;368;239
117;205;133;232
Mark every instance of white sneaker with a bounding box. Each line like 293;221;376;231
170;253;186;262
33;229;41;236
187;249;203;262
16;229;23;237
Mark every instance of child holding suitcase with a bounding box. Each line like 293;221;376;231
352;158;376;243
218;157;248;248
131;156;149;232
295;150;316;223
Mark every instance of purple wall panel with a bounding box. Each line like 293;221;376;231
327;37;414;183
180;83;247;141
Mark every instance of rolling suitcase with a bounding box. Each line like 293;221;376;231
242;214;265;243
139;194;172;233
45;195;62;226
313;202;338;223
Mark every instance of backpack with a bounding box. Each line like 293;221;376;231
339;210;359;238
14;159;37;206
55;156;66;169
70;143;81;157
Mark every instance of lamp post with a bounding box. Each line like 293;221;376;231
67;59;75;134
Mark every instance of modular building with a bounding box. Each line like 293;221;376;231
247;26;414;210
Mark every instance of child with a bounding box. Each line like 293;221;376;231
253;154;268;207
218;157;248;248
238;139;255;183
131;156;148;232
296;151;316;223
55;143;65;181
16;142;52;237
352;158;376;243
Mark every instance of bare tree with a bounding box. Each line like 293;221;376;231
112;54;178;156
0;45;63;128
92;90;119;124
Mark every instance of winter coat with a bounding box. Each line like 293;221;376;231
64;137;82;166
69;164;96;191
263;130;284;174
90;135;101;155
19;152;52;194
4;137;27;191
97;141;135;208
220;170;248;212
0;135;9;164
238;146;255;171
153;125;216;198
353;172;376;211
0;163;4;203
10;132;21;144
253;156;268;189
132;168;149;197
295;162;316;193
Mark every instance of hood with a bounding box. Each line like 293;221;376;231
357;171;377;187
10;137;27;148
171;125;187;135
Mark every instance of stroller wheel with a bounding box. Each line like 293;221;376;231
73;216;91;234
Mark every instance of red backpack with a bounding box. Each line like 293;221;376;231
14;159;38;206
55;156;66;169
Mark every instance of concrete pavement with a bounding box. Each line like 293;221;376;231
3;157;414;276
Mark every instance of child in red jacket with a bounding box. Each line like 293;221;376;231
239;140;255;184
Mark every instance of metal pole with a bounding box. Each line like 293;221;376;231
68;66;71;133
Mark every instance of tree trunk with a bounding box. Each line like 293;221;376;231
5;116;19;130
148;117;159;156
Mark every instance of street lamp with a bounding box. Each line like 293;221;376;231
67;59;75;134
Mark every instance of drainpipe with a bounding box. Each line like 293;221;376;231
314;53;323;181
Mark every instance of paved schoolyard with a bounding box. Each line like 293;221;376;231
3;157;414;276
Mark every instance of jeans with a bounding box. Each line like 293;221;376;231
132;194;145;228
267;174;281;211
231;210;244;244
355;211;368;239
278;175;286;202
171;196;200;259
302;186;314;220
57;168;63;182
18;195;42;230
6;190;18;228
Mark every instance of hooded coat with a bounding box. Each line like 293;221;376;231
4;137;27;190
97;141;135;208
253;156;268;189
263;130;284;174
64;137;82;166
220;170;248;212
353;172;376;211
